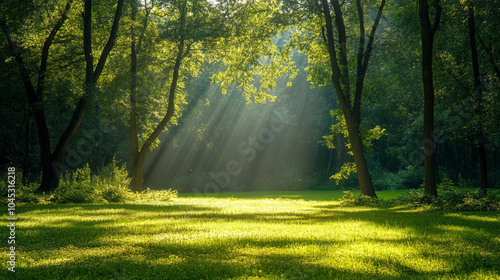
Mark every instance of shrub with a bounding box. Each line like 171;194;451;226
53;164;102;204
454;194;498;211
2;160;179;205
51;159;133;204
94;159;131;202
393;189;433;207
17;181;49;204
393;178;500;211
131;188;178;204
339;191;379;205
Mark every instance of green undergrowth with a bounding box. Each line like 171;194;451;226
0;161;177;205
337;177;500;212
1;191;499;279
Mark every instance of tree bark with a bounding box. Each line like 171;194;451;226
130;150;146;192
347;121;376;197
419;0;441;197
467;0;488;195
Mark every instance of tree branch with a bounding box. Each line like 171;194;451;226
431;0;442;38
353;0;385;124
92;0;125;84
478;35;500;81
321;0;348;109
330;0;350;97
38;0;73;99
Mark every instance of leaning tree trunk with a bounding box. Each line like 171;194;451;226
346;119;376;197
1;0;73;193
38;0;124;192
128;1;188;192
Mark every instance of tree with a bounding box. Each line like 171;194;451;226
1;0;125;192
466;0;488;195
124;0;234;191
119;0;295;191
418;0;441;197
312;0;386;197
128;0;196;192
1;0;75;192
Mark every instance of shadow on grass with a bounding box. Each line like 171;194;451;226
11;204;217;251
14;233;494;280
7;201;500;280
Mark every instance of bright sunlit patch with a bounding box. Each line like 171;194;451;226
445;213;500;222
436;225;477;232
6;195;500;279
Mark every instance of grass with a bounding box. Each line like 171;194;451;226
1;190;499;279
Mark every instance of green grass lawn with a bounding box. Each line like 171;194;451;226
2;190;499;279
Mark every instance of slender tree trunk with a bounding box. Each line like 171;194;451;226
23;108;30;185
128;2;187;191
130;45;186;191
130;1;141;192
467;0;488;195
320;0;384;197
419;0;441;197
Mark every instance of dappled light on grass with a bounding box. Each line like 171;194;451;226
2;191;499;279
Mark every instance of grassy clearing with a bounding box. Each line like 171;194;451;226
1;190;499;279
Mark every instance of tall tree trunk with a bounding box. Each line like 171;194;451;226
419;0;441;197
320;0;384;197
130;1;141;192
467;0;488;195
37;0;125;192
130;43;187;192
129;2;187;192
1;0;72;193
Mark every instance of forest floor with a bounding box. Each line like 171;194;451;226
2;190;499;279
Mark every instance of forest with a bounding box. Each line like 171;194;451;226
0;0;500;278
1;0;500;197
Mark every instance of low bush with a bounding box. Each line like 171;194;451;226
53;164;101;203
392;189;433;207
338;176;499;211
52;161;133;204
0;170;56;205
393;177;500;211
130;188;178;204
339;191;380;205
94;160;132;203
2;160;177;205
